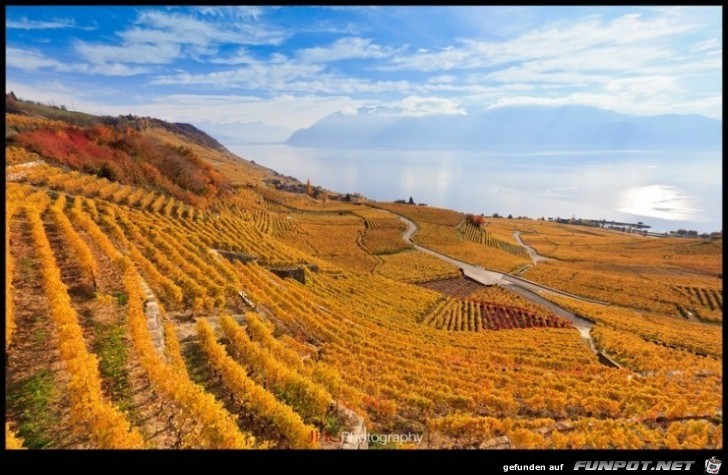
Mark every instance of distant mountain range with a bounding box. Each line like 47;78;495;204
287;105;721;152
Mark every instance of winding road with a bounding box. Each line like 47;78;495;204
398;216;604;352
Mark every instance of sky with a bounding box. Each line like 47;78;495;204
5;6;723;142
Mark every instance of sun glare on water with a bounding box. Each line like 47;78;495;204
617;184;700;221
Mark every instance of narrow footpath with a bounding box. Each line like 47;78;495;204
513;231;550;264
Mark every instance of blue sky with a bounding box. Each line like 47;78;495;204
6;6;722;141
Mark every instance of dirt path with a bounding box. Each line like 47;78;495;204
513;231;549;264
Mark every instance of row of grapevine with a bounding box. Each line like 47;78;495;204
426;414;722;449
422;297;571;332
218;314;332;423
120;257;256;448
49;194;98;286
546;294;722;358
109;184;135;205
243;312;344;400
129;245;184;308
113;210;214;310
7;113;67;130
6;145;41;166
591;325;721;377
12;161;191;216
96;181;124;201
196;319;317;448
26;204;145;448
364;217;405;230
6;188;20;349
674;285;723;311
149;194;168;214
458;221;530;259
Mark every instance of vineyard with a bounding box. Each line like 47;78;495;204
374;250;461;283
672;285;723;323
5;102;723;450
515;220;723;320
414;222;532;274
419;276;484;298
361;216;411;255
457;221;530;260
421;297;572;332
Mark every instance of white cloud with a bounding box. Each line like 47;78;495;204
359;96;466;117
605;75;682;95
7;17;95;30
298;37;396;63
488;86;722;119
6;78;367;130
152;58;416;96
152;62;324;88
138;94;368;130
7;47;149;76
285;77;412;95
133;10;284;46
7;47;70;71
209;48;261;65
195;6;267;21
388;45;472;71
75;41;181;65
428;75;457;84
690;37;721;53
88;63;151;76
300;20;364;36
71;9;289;71
6;79;126;112
386;13;694;72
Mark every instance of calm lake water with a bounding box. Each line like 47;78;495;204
230;144;722;234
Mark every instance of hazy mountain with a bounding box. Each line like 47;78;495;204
194;120;293;145
287;105;721;151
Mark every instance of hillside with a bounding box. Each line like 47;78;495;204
287;105;722;152
6;93;229;152
5;100;722;450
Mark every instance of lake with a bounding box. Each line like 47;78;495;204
230;144;722;234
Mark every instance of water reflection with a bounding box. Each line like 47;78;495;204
230;144;722;233
617;185;699;221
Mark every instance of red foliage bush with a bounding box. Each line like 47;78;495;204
11;124;230;207
465;214;486;227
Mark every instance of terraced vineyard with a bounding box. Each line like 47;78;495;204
5;101;722;450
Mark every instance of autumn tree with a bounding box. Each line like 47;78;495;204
306;179;312;196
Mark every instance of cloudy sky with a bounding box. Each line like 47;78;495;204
6;6;722;142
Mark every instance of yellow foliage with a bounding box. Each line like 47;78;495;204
197;318;317;448
26;204;145;448
5;424;25;449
